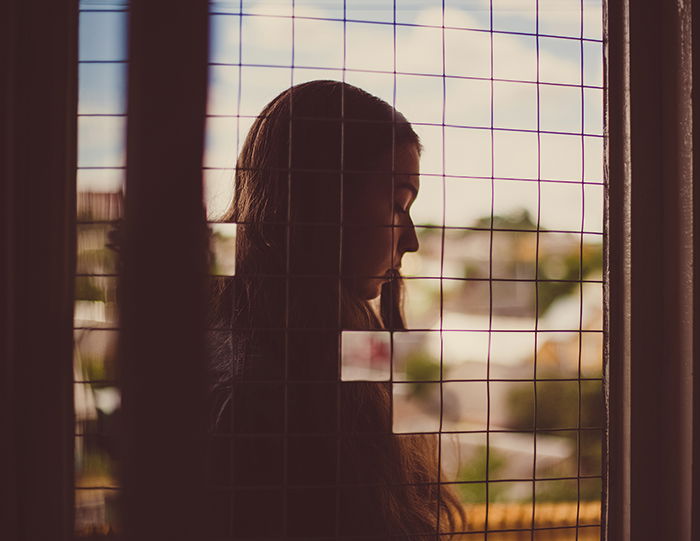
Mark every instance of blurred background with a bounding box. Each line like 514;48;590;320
75;0;604;538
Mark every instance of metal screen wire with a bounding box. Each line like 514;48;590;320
74;0;605;538
74;0;127;535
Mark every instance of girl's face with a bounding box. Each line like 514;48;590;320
342;144;420;300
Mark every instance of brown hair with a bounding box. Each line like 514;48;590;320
209;80;465;538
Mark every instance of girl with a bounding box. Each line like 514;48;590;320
209;80;465;539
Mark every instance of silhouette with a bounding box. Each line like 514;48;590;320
208;80;464;539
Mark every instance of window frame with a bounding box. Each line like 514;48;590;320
1;1;77;539
606;1;697;539
3;1;699;539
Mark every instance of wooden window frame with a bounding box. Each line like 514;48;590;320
606;1;697;539
2;1;78;538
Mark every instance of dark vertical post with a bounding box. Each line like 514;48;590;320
607;1;695;539
694;3;700;539
0;1;77;539
605;2;630;537
120;1;210;539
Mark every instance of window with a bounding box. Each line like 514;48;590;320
73;1;605;538
3;1;696;540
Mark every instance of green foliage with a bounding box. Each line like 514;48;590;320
536;480;579;502
505;376;603;430
75;277;105;301
80;355;112;382
473;209;538;231
209;230;224;275
462;262;481;280
404;350;442;399
455;446;508;503
470;210;603;317
505;372;603;501
78;444;115;479
536;477;601;502
537;242;603;316
77;248;116;274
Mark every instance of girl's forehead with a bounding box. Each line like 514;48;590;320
375;144;420;175
351;144;420;191
392;145;420;190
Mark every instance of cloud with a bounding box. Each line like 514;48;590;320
205;2;603;231
76;1;603;230
78;117;126;168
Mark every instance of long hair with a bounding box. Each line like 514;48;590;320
209;80;465;538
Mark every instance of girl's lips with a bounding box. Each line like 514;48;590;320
385;268;400;279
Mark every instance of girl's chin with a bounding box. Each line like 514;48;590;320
356;277;385;301
343;271;391;300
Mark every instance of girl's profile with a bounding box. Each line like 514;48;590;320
208;80;465;539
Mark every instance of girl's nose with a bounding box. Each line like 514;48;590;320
399;219;419;254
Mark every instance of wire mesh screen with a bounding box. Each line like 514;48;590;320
74;0;604;538
74;0;127;535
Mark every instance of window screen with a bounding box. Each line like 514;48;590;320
74;0;127;535
74;1;605;538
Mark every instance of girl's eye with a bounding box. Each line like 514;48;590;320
394;204;408;215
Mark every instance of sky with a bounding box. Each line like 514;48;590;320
74;1;606;477
77;0;604;234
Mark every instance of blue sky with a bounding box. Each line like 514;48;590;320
77;0;603;233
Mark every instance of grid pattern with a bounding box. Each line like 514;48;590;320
73;1;128;536
73;0;605;538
